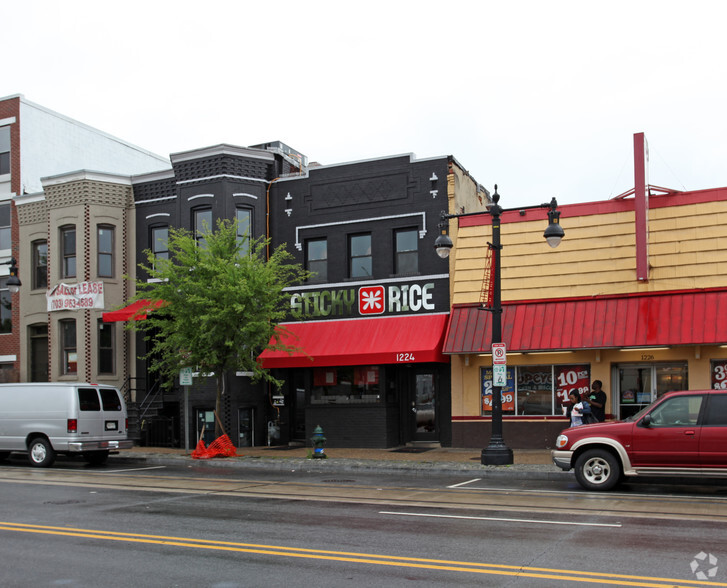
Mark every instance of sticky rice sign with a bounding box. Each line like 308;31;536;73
47;282;105;312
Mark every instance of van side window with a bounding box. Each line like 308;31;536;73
99;389;122;411
78;388;101;411
703;394;727;426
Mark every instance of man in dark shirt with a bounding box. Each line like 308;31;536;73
588;380;607;422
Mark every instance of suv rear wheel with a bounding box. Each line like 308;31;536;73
574;449;621;491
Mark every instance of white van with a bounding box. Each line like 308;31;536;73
0;382;134;467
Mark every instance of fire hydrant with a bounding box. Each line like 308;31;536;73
311;425;327;459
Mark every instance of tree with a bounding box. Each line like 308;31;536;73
127;218;307;436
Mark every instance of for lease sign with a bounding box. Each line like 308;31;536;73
47;282;105;312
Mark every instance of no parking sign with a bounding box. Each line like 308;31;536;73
492;343;507;364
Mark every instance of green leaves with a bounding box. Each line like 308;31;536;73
128;218;308;392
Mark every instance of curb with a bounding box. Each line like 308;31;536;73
109;453;572;481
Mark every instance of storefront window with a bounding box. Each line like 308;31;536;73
712;359;727;390
481;364;591;416
311;366;381;404
482;366;515;414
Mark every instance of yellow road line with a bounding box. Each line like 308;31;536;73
0;522;721;587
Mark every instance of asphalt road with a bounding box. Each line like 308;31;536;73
0;458;726;587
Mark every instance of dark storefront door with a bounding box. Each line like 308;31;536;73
411;371;437;442
196;409;216;446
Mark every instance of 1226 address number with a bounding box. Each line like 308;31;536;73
396;353;416;362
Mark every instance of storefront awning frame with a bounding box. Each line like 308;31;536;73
444;289;727;354
258;313;450;368
102;299;165;322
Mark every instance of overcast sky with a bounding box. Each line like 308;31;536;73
4;1;726;207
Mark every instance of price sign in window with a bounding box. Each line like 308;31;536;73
481;367;515;414
555;365;591;408
712;360;727;390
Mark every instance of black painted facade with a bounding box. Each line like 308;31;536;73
129;146;466;449
130;144;301;448
266;154;454;448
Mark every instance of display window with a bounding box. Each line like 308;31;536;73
481;364;590;416
311;366;381;404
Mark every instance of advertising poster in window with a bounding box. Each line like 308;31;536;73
712;360;727;390
555;365;591;406
313;368;337;386
482;367;515;413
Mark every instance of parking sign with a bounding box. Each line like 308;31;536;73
492;343;507;364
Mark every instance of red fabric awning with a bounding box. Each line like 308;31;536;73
102;299;165;322
444;289;727;353
258;314;450;368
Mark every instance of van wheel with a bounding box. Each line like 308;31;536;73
0;451;9;462
28;438;56;468
83;451;109;466
574;449;621;491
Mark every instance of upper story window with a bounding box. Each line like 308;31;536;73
0;203;10;251
0;126;9;175
60;318;77;375
98;319;115;375
151;226;169;267
0;278;11;334
60;226;76;279
349;234;372;278
395;228;419;275
194;209;212;248
32;240;48;290
306;238;328;282
97;225;114;278
236;208;251;255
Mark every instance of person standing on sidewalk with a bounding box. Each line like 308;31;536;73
587;380;607;422
567;392;584;427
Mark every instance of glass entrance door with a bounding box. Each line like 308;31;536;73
195;409;216;446
238;407;255;447
615;363;688;419
411;372;437;441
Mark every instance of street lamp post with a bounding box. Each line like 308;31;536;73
435;186;564;465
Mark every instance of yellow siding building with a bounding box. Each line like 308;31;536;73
443;186;727;448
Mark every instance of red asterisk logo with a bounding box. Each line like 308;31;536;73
359;286;385;315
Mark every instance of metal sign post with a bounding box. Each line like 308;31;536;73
180;368;193;453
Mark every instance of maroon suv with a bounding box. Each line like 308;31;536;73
552;389;727;490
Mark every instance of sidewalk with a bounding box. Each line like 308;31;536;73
116;445;568;480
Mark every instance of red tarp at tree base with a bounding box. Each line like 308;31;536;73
191;435;238;459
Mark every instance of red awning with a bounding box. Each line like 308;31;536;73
444;289;727;353
258;314;450;368
102;299;165;322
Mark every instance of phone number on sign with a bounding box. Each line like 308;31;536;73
49;297;97;310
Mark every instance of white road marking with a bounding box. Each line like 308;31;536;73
380;511;622;528
447;478;482;488
100;466;168;474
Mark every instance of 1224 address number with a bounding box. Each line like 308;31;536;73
396;353;416;362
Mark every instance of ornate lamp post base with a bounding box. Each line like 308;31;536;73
481;442;514;466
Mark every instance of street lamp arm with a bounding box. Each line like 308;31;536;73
439;198;560;222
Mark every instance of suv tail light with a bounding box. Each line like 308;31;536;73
67;419;78;434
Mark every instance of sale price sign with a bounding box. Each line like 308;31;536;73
555;365;591;406
712;360;727;390
482;366;515;413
